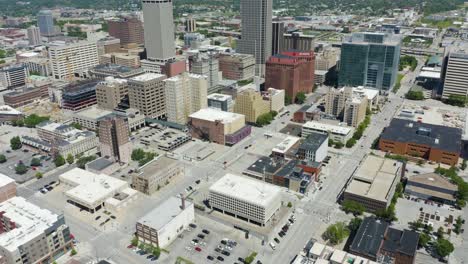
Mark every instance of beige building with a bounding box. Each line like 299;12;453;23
234;88;270;123
96;77;128;110
132;157;185;195
100;53;141;68
218;53;255;81
324;87;368;127
263;88;285;113
343;155;402;213
0;173;16;203
128;73;167;119
164;73;208;125
344;95;368;127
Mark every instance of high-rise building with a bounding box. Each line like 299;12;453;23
218;53;255;81
338;32;401;91
27;26;41;46
272;22;285;56
442;51;468;99
96;77;128;110
184;15;197;32
190;51;220;94
108;16;144;46
142;0;176;61
0;64;29;89
283;32;315;52
0;197;73;264
265;50;315;100
128;73;167;119
98;116;132;163
47;41;99;80
37;10;55;36
237;0;273;75
164;73;208;125
324;87;368;127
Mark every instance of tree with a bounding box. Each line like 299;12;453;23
295;92;306;104
131;149;146;161
435;238;454;258
454;216;463;234
30;158;41;167
256;112;274;126
446;95;467;107
76;155;96;169
346;138;356;148
328;138;335;147
0;154;6;163
405;91;424;100
66;154;75;164
408;220;425;231
284;94;292;105
152;247;161;258
131;236;139;247
23;114;50;128
461;159;467;171
36;172;43;179
54;155;66;167
334;142;344;149
70;248;77;256
15;163;28;174
418;232;430;248
436;227;445;239
10;136;22;150
348;217;363;232
287;202;293;208
70;122;82;129
342;200;365;215
322;222;350;245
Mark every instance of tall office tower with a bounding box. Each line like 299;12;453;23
219;53;255;81
37;10;55;36
128;73;167;119
48;41;99;80
272;22;285;56
184;15;197;32
283;32;315;52
27;26;41;46
108;16;144;46
98;116;132;163
0;64;29;89
237;0;273;76
96;77;128;110
265;50;315;100
142;0;176;62
164;73;208;125
339;32;401;91
442;51;468;99
190;52;220;94
0;197;73;264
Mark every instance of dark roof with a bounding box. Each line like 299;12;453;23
275;160;299;178
298;132;328;152
382;228;419;257
245;156;283;175
86;157;114;171
297;104;312;113
350;217;389;259
381;118;462;153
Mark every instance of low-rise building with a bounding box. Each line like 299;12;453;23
303;241;377;264
209;174;282;226
234;88;270;123
272;136;301;159
72;106;114;130
132;157;185;195
189;108;251;146
0;105;23;125
405;173;457;205
302;121;354;143
343;156;402;213
0;64;29;89
136;196;194;248
59;168;137;213
0;173;16;203
3;85;49;108
62;80;100;111
0;197;73;264
379;119;462;166
89;63;145;80
100;53;141;68
207;93;234;112
296;132;328;162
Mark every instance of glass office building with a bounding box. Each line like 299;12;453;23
339;33;401;91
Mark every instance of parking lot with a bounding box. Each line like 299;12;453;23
0;148;55;183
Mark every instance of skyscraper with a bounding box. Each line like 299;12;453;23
442;51;468;99
98;116;132;163
184;15;197;32
27;26;41;46
37;10;55;36
237;0;273;76
338;32;401;91
272;22;285;56
142;0;176;62
128;73;167;119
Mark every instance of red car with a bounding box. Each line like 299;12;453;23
127;245;134;249
195;247;202;252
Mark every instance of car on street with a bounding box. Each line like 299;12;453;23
207;256;214;261
238;257;245;263
95;216;101;220
127;245;133;249
195;247;202;252
222;250;230;256
147;255;154;259
189;223;197;228
202;229;210;234
274;237;280;244
40;188;48;194
217;256;224;261
197;234;205;239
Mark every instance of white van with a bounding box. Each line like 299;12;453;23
269;242;276;250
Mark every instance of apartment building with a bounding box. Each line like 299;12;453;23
189;51;220;93
96;77;128;110
128;73;167;119
0;64;29;89
27;26;41;46
218;53;255;81
0;197;73;264
47;41;99;80
3;85;49;108
324;87;368;127
164;73;208;125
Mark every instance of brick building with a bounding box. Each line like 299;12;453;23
108;17;144;46
3;85;49;108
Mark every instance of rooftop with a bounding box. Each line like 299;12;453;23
130;73;166;82
303;121;353;135
209;174;282;208
350;217;389;259
137;197;193;231
381;228;419;257
345;156;401;202
0;105;22;116
381;118;462;153
245;156;283;175
189;108;244;124
272;136;301;154
298;132;328;152
74;105;113;120
407;173;457;201
0;173;14;187
86;157;115;171
135;156;178;180
207;93;233;102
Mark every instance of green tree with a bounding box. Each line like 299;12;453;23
10;136;22;150
342;200;365;215
346;138;356;148
287;202;293;208
418;232;431;248
328;138;335;147
284;94;292;105
436;227;445;239
256;112;274;126
30;158;41;167
461;159;467;171
435;238;454;258
0;154;6;163
66;154;75;164
408;220;425;231
348;217;363;232
446;95;467;107
76;155;96;169
405;91;425;100
36;172;43;179
54;155;66;167
295;92;306;104
131;149;146;161
131;236;139;247
334;142;344;149
15;163;28;174
70;248;77;256
322;222;350;245
23;114;50;128
454;216;463;234
152;247;161;258
70;122;82;129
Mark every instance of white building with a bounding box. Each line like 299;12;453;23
47;41;99;80
0;65;29;89
59;168;138;213
136;196;194;248
142;0;175;61
442;51;468;99
164;73;208;125
0;197;73;264
302;121;354;143
209;174;282;226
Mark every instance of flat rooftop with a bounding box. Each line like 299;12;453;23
303;121;353;135
130;73;166;82
207;93;232;102
137;196;193;231
135;156;178;180
0;173;14;187
345;156;401;202
272;136;300;154
209;173;282;208
74;106;113;120
407;173;457;201
189;108;244;124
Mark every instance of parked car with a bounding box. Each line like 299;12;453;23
202;229;210;234
197;234;205;239
195;247;202;252
217;256;224;261
95;216;101;221
189;223;197;228
207;255;214;261
222;250;230;256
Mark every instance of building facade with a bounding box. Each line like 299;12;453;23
48;41;99;80
302;121;354;143
3;85;49;108
0;173;16;203
234;88;270;123
272;22;285;56
207;93;234;112
218;53;255;81
128;73;167;119
27;26;42;46
108;16;144;46
99;116;132;163
0;65;29;89
442;51;468;99
132;157;185;195
142;0;175;61
96;77;128;110
283;32;315;52
37;10;55;36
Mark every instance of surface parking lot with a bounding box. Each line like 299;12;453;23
0;148;54;183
